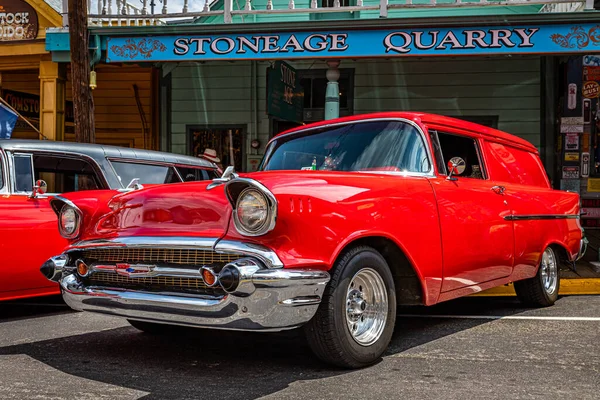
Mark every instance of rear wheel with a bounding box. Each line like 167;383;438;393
514;247;560;307
304;246;396;369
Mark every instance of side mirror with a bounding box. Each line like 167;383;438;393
30;180;47;198
447;157;466;181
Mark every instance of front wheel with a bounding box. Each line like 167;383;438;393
514;247;560;307
304;246;396;369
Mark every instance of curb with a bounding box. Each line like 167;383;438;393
470;278;600;297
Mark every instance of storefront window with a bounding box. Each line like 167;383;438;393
188;126;244;172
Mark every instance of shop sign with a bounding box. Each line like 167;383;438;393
560;124;583;133
105;23;600;62
267;61;303;124
584;66;600;81
560;179;580;193
582;81;600;98
1;89;74;123
582;207;600;219
584;55;600;66
582;152;590;177
565;132;579;151
0;0;38;42
565;152;580;161
561;117;584;125
562;166;580;179
588;178;600;192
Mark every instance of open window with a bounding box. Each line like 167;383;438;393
430;130;486;180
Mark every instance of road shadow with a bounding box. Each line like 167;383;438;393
0;296;531;399
0;295;72;322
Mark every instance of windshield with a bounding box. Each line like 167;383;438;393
261;120;431;173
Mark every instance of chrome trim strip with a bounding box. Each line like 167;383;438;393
214;239;284;268
504;214;580;221
89;263;205;279
263;117;435;177
65;236;285;269
58;267;330;332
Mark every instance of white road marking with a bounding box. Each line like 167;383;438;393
397;314;600;321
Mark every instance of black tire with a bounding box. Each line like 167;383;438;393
303;246;396;369
514;247;560;307
127;319;177;335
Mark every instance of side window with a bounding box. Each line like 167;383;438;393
432;131;486;180
33;154;102;193
0;153;4;190
110;161;181;186
483;141;550;188
177;166;219;182
13;154;34;193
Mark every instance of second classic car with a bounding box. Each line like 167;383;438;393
0;140;219;301
40;113;586;368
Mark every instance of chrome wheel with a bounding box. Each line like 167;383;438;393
345;267;388;346
540;247;558;295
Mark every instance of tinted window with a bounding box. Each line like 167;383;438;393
434;131;486;180
33;155;103;193
0;153;4;189
13;154;33;193
177;166;220;182
111;161;181;186
262;120;430;173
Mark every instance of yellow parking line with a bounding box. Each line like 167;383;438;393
470;279;600;297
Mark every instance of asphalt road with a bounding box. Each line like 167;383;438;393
0;295;598;400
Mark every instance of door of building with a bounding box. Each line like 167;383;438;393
188;125;245;172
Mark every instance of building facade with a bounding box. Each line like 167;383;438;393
43;0;600;228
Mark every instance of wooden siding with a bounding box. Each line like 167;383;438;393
65;65;155;149
170;56;541;164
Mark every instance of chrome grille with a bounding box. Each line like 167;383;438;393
81;248;241;265
87;272;224;296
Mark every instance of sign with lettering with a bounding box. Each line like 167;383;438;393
106;23;600;62
0;0;38;42
1;89;74;123
267;61;303;123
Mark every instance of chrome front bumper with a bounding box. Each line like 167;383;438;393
57;268;329;331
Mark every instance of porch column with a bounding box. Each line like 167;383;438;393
39;61;67;141
325;60;340;120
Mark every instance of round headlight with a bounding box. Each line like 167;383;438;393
59;205;81;238
235;188;270;235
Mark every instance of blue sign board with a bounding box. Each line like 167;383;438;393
106;23;600;62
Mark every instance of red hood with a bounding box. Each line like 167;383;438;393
62;182;232;242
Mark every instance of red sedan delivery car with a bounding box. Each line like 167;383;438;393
41;113;586;368
0;140;219;301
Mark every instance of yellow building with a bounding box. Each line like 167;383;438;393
0;0;158;149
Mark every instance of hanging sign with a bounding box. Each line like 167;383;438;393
1;89;74;123
583;81;600;98
0;0;38;42
565;133;579;150
562;166;580;179
565;152;580;161
581;152;590;177
105;23;600;62
266;60;304;124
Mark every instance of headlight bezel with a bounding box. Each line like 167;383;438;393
228;180;277;237
58;203;82;239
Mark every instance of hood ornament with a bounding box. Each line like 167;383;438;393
207;166;239;190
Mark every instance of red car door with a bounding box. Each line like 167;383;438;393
428;130;515;293
0;152;66;300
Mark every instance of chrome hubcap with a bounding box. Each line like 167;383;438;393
540;248;558;295
345;268;388;346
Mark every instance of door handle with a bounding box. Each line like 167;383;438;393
491;185;506;195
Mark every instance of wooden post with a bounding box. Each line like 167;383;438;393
68;0;96;143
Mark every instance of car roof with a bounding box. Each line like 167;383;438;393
273;112;538;153
0;139;216;168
